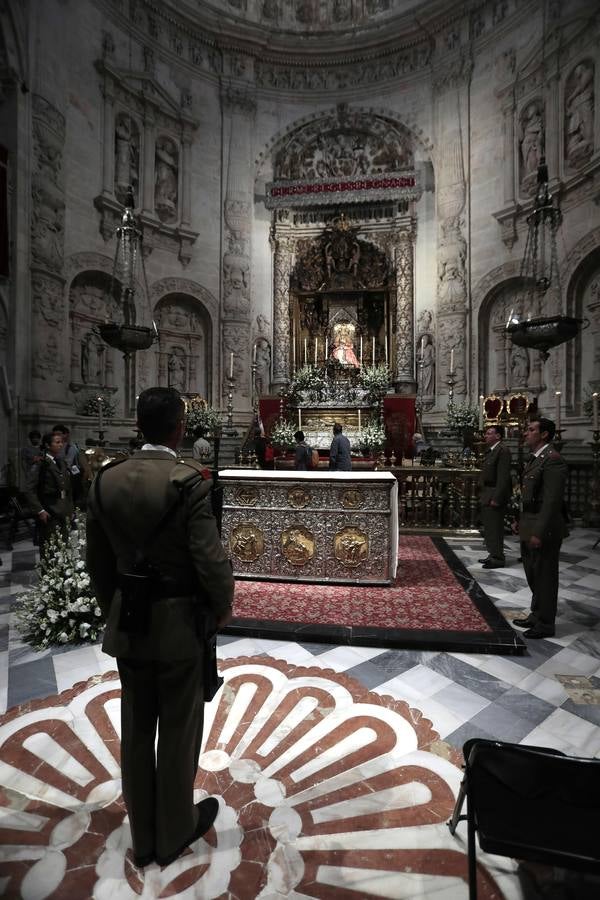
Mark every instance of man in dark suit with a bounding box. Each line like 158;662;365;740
512;417;568;639
25;431;73;559
294;430;311;470
478;424;512;568
329;423;352;471
86;388;235;868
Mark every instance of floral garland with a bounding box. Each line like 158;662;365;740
15;519;103;649
356;419;386;452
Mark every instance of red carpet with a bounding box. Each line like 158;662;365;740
225;535;524;654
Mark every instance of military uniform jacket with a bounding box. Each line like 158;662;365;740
25;455;74;520
479;442;512;507
519;445;568;542
86;451;235;661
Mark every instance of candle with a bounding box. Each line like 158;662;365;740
385;339;388;365
253;343;257;363
293;326;296;369
450;348;455;374
372;336;376;367
325;336;328;359
420;336;425;359
314;337;318;366
479;394;484;431
555;391;561;431
229;351;234;379
360;336;363;366
593;393;599;431
358;409;362;430
97;396;103;432
298;408;302;430
304;338;307;365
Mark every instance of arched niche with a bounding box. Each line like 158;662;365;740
478;276;543;398
565;245;600;415
153;294;213;399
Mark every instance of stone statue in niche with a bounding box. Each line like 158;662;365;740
155;137;178;223
417;333;435;399
519;101;543;185
114;115;139;202
167;349;186;391
565;61;594;165
438;258;466;311
81;332;105;385
509;344;530;387
254;337;271;397
31;197;64;272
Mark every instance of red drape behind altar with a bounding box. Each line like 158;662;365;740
258;397;282;439
383;396;416;459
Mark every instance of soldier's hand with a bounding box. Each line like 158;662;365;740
528;535;542;549
217;607;233;630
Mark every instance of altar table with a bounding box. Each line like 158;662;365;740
219;470;398;585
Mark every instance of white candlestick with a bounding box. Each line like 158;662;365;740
229;351;234;379
358;409;361;430
385;339;388;365
253;343;257;363
314;337;318;366
97;397;103;432
555;391;561;431
450;348;455;374
293;325;296;369
298;408;302;430
372;336;375;367
593;393;599;431
304;338;307;365
479;394;484;431
360;336;363;367
420;336;425;359
325;336;328;360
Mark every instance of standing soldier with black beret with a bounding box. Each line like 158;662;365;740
512;417;568;639
86;387;234;868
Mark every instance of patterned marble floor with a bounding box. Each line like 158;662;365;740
1;529;600;898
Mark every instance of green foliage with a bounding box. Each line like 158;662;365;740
15;520;103;649
79;395;115;418
287;366;327;403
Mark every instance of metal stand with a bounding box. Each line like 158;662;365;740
97;429;106;448
553;428;565;454
447;371;456;405
225;374;237;435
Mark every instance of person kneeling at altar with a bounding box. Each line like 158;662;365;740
329;423;352;471
25;431;74;560
294;431;312;471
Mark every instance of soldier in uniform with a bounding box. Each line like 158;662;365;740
478;424;512;568
86;387;234;868
512;417;568;639
25;431;73;559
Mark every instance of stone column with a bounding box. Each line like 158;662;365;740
100;82;115;198
392;227;416;393
181;130;192;227
502;100;515;205
142;107;156;216
30;95;67;404
271;231;293;392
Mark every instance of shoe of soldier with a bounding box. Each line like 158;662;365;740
513;614;536;628
524;625;555;639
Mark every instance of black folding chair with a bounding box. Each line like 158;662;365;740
448;738;600;900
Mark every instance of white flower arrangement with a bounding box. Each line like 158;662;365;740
270;419;297;450
15;518;104;650
184;398;222;438
356;419;386;452
446;402;479;432
79;395;115;418
358;365;391;402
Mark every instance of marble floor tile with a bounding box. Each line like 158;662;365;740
430;682;492;719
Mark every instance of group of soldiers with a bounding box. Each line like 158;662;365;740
20;396;568;870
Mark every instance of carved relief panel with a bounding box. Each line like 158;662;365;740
518;99;544;195
154;294;211;398
564;60;594;169
114;113;140;205
154;135;179;223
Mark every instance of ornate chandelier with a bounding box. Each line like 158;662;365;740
505;159;582;361
98;187;158;355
